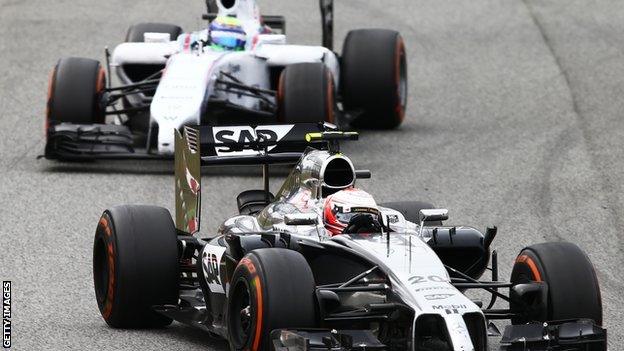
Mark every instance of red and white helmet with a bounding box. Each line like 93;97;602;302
323;188;380;235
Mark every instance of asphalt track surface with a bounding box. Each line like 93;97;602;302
0;0;622;349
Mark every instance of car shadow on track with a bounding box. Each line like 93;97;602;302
144;323;228;350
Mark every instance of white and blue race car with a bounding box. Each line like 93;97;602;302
44;0;407;160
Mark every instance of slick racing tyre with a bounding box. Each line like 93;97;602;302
125;22;183;42
278;62;335;124
46;57;106;126
510;242;602;325
341;29;407;129
227;249;318;350
379;201;443;226
93;205;179;328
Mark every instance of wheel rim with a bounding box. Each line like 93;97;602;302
229;278;254;348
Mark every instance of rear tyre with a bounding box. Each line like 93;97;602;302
341;29;407;129
47;57;106;127
93;205;179;328
125;22;183;42
278;62;335;124
510;242;602;325
379;201;442;226
227;249;318;350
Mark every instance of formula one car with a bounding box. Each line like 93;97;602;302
44;0;407;161
92;124;606;350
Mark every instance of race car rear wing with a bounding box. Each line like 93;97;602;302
197;123;328;159
174;123;358;234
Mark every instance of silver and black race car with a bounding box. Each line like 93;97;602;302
92;124;606;350
44;0;407;161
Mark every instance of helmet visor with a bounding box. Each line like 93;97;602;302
211;32;246;50
334;207;379;224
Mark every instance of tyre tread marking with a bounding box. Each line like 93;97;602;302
240;257;263;351
394;36;406;121
252;276;263;351
98;216;116;319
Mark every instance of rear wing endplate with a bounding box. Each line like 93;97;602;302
174;127;201;235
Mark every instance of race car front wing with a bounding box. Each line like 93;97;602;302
43;122;342;161
271;329;386;351
271;319;607;351
44;123;165;160
500;319;606;350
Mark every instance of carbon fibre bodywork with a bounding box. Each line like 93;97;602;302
157;127;606;350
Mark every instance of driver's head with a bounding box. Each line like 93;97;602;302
323;188;381;235
209;16;247;51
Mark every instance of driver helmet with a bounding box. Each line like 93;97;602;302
209;16;247;51
323;188;380;235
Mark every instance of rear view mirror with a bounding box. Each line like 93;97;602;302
285;213;318;226
419;209;449;223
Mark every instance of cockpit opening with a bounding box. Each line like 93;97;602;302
219;0;237;9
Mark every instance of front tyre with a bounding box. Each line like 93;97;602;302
341;29;407;129
93;205;179;328
510;242;602;325
47;57;106;127
277;62;335;124
227;249;318;350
